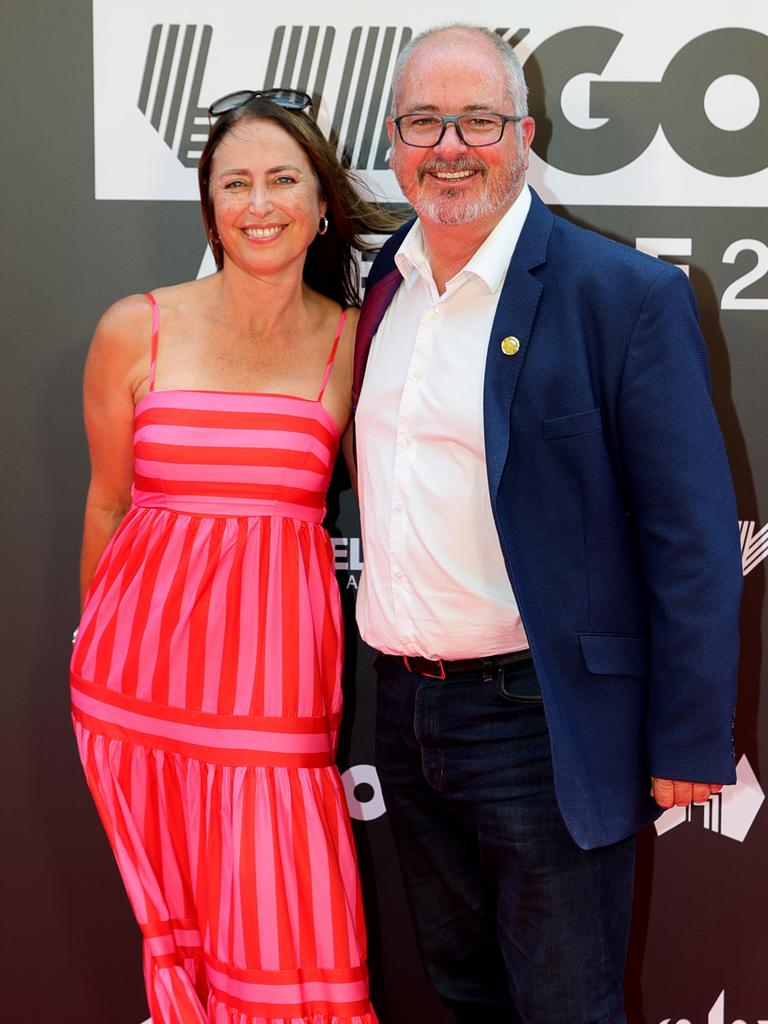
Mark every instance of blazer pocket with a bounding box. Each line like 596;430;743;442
542;406;602;440
579;633;648;677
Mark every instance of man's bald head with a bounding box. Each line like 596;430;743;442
389;25;528;119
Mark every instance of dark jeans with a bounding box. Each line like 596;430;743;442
374;653;635;1024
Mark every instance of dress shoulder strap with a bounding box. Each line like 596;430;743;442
145;291;160;392
317;308;347;401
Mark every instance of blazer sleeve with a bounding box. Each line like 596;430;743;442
616;265;741;783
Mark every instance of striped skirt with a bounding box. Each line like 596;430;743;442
71;676;375;1023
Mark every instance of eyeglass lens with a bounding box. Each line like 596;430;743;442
398;114;508;146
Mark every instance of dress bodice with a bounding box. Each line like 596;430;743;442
132;389;341;521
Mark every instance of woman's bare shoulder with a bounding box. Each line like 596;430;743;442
146;277;212;310
91;279;210;357
307;292;360;336
338;306;360;351
342;305;360;331
95;292;153;335
83;296;153;411
88;293;155;373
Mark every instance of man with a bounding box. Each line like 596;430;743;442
353;23;742;1024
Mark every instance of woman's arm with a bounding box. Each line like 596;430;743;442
328;307;359;495
79;295;152;607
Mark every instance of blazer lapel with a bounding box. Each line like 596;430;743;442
484;190;553;505
352;267;402;410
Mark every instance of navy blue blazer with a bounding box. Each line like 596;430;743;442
353;189;742;849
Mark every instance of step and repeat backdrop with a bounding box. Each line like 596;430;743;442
3;1;766;1021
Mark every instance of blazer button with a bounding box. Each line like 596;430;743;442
501;336;520;355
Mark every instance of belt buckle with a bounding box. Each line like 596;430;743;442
404;655;446;680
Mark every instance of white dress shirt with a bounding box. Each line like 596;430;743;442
356;186;531;659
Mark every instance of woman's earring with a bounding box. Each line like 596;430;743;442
317;216;329;236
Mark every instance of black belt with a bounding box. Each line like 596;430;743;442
398;649;532;680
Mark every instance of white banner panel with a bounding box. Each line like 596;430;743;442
93;0;768;205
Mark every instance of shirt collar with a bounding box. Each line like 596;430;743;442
393;184;532;294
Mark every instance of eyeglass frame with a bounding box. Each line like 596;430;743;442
207;88;313;124
392;112;524;148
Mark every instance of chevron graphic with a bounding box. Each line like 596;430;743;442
262;25;337;116
659;988;768;1023
494;27;531;46
136;23;412;171
264;24;412;168
137;24;212;167
137;24;531;174
739;520;768;576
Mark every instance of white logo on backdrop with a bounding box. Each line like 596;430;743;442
342;764;387;821
333;536;364;591
654;755;764;843
740;521;768;576
332;536;364;572
660;989;768;1024
93;1;768;206
333;528;768;580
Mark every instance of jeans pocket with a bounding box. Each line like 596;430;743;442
497;667;544;703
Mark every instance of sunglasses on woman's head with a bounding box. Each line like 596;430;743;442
207;89;313;121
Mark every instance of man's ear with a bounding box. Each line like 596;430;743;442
521;116;536;155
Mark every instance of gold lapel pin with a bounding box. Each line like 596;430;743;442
501;336;520;356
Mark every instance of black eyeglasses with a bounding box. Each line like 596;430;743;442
207;88;313;120
393;112;523;148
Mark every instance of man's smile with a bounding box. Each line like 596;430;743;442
418;159;486;185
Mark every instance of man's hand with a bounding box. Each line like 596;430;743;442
651;778;724;808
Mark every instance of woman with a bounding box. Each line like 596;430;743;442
71;89;394;1024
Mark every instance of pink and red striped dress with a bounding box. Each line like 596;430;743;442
71;294;376;1024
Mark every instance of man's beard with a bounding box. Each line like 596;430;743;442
392;152;526;225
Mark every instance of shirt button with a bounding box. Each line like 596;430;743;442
430;306;440;318
411;370;422;382
403;435;413;447
393;502;402;514
394;571;403;581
